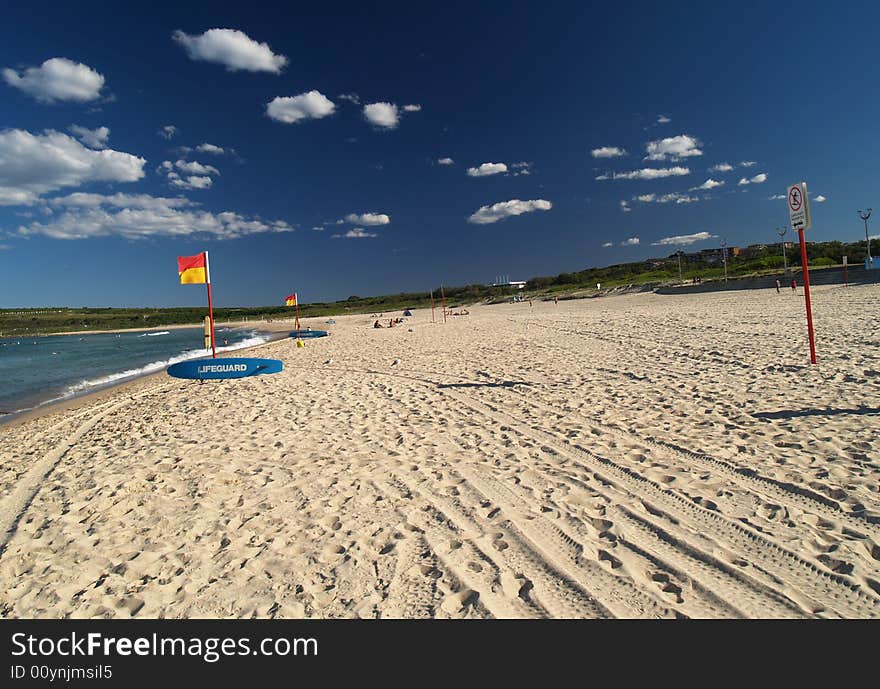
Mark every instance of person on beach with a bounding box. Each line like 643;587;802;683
775;279;781;293
554;296;558;305
373;319;383;328
791;278;797;292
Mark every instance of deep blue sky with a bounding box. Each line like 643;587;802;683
1;1;879;307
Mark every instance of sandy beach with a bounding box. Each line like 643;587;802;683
1;285;879;619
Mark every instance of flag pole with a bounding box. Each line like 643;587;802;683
295;296;301;339
205;251;217;358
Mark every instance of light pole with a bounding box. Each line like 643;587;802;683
858;209;873;268
721;239;728;282
676;250;683;283
777;226;788;273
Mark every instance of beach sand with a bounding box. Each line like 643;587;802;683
1;285;879;619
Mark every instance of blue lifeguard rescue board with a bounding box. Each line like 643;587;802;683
167;357;283;380
289;330;328;339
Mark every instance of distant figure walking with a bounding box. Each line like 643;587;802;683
791;278;797;293
775;279;781;293
554;296;558;305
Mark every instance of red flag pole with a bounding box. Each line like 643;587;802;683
295;297;301;339
205;251;217;358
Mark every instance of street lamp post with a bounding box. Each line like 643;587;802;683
858;209;873;269
721;239;728;282
777;226;788;273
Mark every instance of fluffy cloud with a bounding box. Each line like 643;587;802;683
644;135;702;161
2;58;105;103
740;160;756;167
437;157;454;165
657;115;671;124
332;228;378;239
467;198;552;225
159;125;177;139
814;194;827;202
344;212;390;226
403;104;421;112
337;93;361;104
157;159;220;190
363;102;399;129
710;162;733;172
196;143;224;154
690;178;724;190
602;241;614;247
596;166;690;181
172;28;287;73
621;237;640;246
68;125;109;149
174;159;219;176
738;172;768;185
767;194;786;200
0;129;145;206
633;192;699;204
467;162;508;177
591;146;626;158
267;91;335;124
16;193;293;240
651;231;717;246
619;200;631;213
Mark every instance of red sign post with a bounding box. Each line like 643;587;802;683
787;183;817;364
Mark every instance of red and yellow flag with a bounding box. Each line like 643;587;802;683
178;253;208;284
285;293;297;306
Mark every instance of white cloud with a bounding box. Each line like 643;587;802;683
2;58;105;103
651;231;716;246
0;129;145;206
620;200;631;213
176;160;219;176
710;162;733;172
596;166;690;181
403;104;421;112
511;161;532;176
657;115;671;124
337;93;360;104
740;160;756;167
633;192;699;204
467;198;552;225
267;91;335;124
169;174;212;190
768;194;786;200
437;157;454;165
172;28;287;73
467;162;508;177
814;194;827;202
196;143;224;154
332;228;378;239
344;212;390;226
738;172;768;185
644;135;702;161
602;241;614;247
68;125;109;149
16;193;293;240
363;102;399;129
690;178;724;190
159;125;177;139
621;237;640;246
591;146;626;158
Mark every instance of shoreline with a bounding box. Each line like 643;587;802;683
5;318;299;338
0;323;303;430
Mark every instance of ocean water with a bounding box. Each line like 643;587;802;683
0;326;273;419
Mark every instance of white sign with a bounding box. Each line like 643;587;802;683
843;255;847;266
787;182;811;231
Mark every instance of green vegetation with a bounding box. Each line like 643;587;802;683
1;238;872;337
